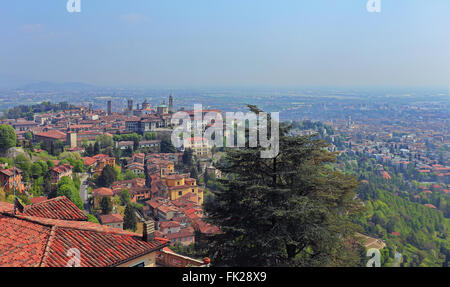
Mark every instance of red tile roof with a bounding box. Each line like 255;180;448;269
23;196;88;221
165;228;195;241
0;202;13;213
0;214;51;267
92;154;113;160
0;212;168;267
99;213;123;224
30;196;48;205
35;130;66;140
93;187;114;197
50;164;73;175
83;157;97;166
160;221;181;229
0;167;23;177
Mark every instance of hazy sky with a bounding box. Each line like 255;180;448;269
0;0;449;88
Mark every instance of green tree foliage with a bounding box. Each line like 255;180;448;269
2;101;74;120
205;112;364;267
55;176;83;210
47;159;55;168
60;152;84;173
14;154;31;182
340;153;450;267
160;138;177;153
30;162;43;179
120;170;139;181
24;131;33;141
0;125;16;152
182;148;194;167
87;214;100;224
120;189;131;205
113;133;142;144
48;140;64;156
0;157;13;167
96;134;113;149
43;172;52;194
144;132;157;140
37;160;49;174
85;143;95;157
94;142;100;155
31;176;44;196
356;182;449;267
190;167;199;180
96;165;118;187
123;204;137;231
100;196;113;214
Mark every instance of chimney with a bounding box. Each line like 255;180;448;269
143;220;155;242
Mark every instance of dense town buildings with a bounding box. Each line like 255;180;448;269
0;91;447;267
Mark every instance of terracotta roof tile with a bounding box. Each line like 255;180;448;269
99;214;123;224
92;187;114;197
35;130;66;140
24;196;88;221
0;213;168;267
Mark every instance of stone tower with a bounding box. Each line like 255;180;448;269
107;100;112;115
169;94;174;113
127;100;133;116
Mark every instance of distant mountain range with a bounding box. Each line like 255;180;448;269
18;81;97;91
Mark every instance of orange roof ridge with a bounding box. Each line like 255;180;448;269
27;196;64;207
17;214;138;236
39;225;57;267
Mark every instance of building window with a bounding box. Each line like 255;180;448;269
130;261;146;267
178;191;182;196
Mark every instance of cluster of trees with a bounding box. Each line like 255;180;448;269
2;101;75;120
113;133;142;154
144;132;158;140
83;135;114;157
59;152;84;173
96;165;118;187
340;153;449;266
12;154;53;187
290;120;348;149
203;172;220;192
51;176;83;210
203;106;366;267
413;186;450;218
356;182;449;266
100;196;113;214
1;143;87;205
113;133;142;143
16;151;85;197
123;204;137;231
291;120;334;136
0;186;31;206
40;140;64;156
0;125;16;152
181;148;202;180
160;138;177;153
